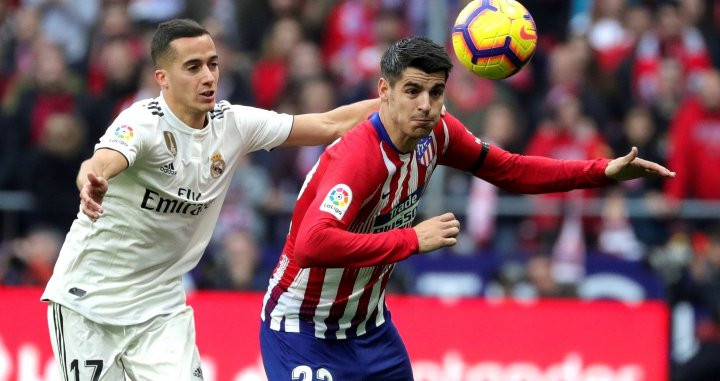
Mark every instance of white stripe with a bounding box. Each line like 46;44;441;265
314;268;343;338
375;290;387;327
334;266;376;339
358;144;395;233
261;254;289;322
442;120;450;155
356;264;393;336
279;268;310;332
392;155;410;207
410;148;419;192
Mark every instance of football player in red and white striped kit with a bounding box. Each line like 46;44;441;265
260;36;675;381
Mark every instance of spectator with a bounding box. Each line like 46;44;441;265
85;2;145;96
1;39;83;190
583;0;635;74
195;230;262;291
19;112;88;232
0;226;63;286
631;0;712;107
22;0;99;68
527;254;579;298
613;106;670;246
665;69;720;201
672;226;720;381
464;102;523;251
250;17;303;109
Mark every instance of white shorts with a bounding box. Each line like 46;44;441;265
47;302;203;381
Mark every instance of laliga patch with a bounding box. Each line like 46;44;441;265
320;184;352;220
114;125;134;141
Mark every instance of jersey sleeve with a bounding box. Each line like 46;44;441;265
438;113;612;193
293;142;419;269
231;104;293;152
94;108;146;167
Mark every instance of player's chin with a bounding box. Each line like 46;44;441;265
197;99;216;112
411;121;435;135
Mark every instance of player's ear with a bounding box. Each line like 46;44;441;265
378;78;390;101
155;69;168;89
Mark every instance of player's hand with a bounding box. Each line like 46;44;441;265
414;213;460;253
605;147;676;182
80;172;108;222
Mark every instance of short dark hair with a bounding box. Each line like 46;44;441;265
151;19;209;67
380;36;453;85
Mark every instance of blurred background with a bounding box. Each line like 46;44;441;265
1;0;719;380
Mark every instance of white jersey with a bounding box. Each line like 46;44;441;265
42;94;292;325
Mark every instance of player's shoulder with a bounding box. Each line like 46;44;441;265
114;97;164;130
439;112;463;130
330;119;379;154
209;100;233;121
211;101;284;123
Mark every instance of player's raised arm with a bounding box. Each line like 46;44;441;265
439;113;674;193
281;98;379;147
77;148;128;221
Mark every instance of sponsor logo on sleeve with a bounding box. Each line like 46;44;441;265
109;125;135;146
320;184;352;220
115;125;134;141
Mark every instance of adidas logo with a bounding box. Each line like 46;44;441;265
193;367;203;379
160;162;177;175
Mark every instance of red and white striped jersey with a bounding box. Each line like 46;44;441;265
261;112;611;339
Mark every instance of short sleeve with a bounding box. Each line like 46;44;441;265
231;105;293;153
94;110;145;167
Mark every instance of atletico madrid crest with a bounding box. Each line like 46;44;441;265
415;136;435;167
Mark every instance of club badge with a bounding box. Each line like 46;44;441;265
210;153;225;178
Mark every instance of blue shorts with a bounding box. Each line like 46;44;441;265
260;320;414;381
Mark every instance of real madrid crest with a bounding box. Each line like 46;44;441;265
210;153;226;178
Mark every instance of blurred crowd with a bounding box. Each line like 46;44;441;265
0;0;719;377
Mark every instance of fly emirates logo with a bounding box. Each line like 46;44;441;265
140;187;214;216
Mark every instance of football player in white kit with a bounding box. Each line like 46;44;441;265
41;19;377;380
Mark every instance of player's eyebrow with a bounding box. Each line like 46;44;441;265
182;55;219;67
402;80;423;89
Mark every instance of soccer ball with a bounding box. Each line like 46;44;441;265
452;0;537;79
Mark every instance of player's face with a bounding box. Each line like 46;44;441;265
156;34;219;122
380;68;445;140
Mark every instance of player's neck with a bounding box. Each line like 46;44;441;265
379;110;418;154
163;92;208;129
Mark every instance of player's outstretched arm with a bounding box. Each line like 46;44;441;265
413;213;461;253
605;147;676;182
77;149;128;221
282;98;380;147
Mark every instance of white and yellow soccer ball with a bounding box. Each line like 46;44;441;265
452;0;538;79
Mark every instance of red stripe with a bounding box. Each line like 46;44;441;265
298;267;327;320
365;264;395;325
323;268;360;335
349;266;385;328
263;258;301;320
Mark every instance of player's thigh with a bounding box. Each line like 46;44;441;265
46;303;126;380
122;306;203;381
261;324;359;381
361;322;414;381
